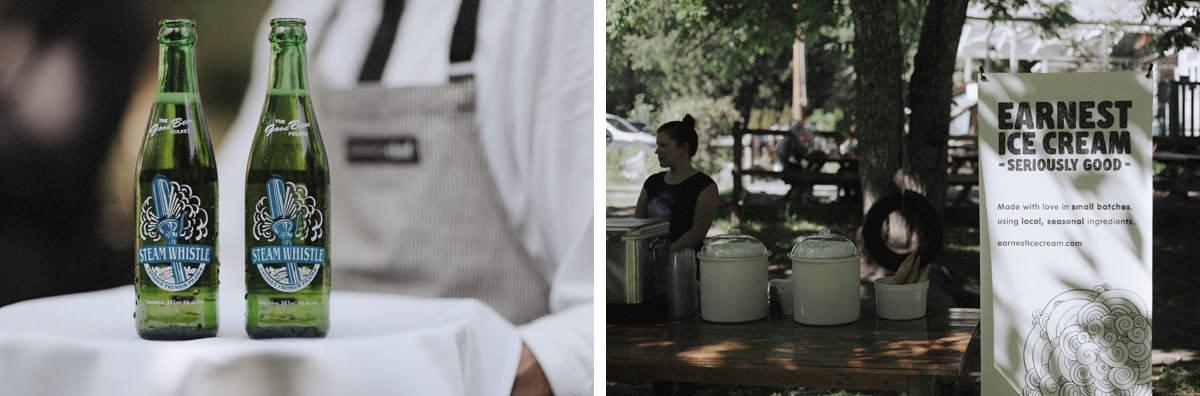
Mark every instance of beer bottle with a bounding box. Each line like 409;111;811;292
244;18;330;338
134;19;219;340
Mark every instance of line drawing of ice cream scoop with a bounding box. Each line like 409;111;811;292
266;176;300;284
151;175;187;284
1021;285;1151;396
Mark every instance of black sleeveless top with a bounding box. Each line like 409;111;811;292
642;171;716;248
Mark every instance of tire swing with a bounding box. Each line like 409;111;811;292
861;190;942;271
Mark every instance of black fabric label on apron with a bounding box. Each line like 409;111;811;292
347;136;420;164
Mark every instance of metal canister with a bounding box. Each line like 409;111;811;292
665;248;697;320
606;218;670;304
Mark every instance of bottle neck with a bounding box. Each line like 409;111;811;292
267;43;309;96
156;44;199;99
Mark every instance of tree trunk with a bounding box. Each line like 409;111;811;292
729;58;763;200
850;0;906;276
907;0;968;213
849;0;905;215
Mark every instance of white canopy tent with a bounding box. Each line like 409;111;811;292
948;1;1200;136
957;0;1192;80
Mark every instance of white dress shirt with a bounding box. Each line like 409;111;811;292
216;1;593;394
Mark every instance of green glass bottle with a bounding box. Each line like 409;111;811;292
133;19;219;340
244;18;330;338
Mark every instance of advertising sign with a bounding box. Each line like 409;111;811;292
978;72;1153;396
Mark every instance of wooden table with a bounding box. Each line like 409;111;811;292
608;300;980;395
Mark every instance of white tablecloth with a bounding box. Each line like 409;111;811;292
0;285;521;396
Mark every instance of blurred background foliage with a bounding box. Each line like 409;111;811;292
0;1;271;305
100;2;270;250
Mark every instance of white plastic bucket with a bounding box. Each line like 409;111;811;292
874;276;929;320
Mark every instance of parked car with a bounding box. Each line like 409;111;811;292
606;113;656;148
628;120;650;132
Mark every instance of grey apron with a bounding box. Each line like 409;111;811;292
309;3;548;325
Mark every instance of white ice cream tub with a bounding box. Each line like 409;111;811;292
788;230;861;325
696;234;769;323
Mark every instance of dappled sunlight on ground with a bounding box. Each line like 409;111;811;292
677;340;751;362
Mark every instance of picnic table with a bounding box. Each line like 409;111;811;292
947;137;981;206
729;128;988;209
608;299;980;396
1153;151;1200;197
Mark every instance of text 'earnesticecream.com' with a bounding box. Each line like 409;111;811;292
996;240;1084;247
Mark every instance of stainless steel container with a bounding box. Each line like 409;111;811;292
665;248;697;320
606;217;670;304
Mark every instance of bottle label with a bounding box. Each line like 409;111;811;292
251;176;326;292
138;175;212;291
148;117;192;137
263;119;311;137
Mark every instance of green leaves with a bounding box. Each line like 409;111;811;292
1144;0;1199;54
976;0;1080;40
607;0;855;123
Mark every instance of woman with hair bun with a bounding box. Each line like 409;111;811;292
634;114;718;251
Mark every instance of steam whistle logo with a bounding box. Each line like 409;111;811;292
138;175;212;291
251;176;326;292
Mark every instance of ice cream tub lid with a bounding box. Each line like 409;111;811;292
697;233;769;260
788;229;859;261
